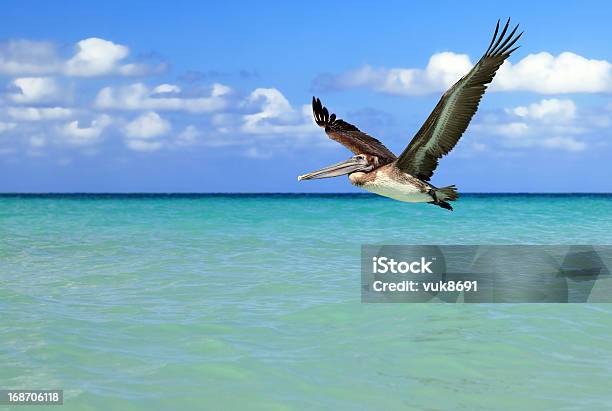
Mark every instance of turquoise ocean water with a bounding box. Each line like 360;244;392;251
1;194;612;410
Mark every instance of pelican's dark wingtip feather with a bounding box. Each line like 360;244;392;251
312;96;327;127
498;31;523;56
485;19;522;58
494;24;519;53
491;24;520;55
312;96;334;128
484;19;501;55
488;18;510;56
505;45;521;56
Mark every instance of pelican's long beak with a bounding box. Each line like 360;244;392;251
298;156;369;181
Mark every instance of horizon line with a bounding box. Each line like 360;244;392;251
2;192;612;195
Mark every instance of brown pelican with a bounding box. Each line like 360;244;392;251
298;19;522;210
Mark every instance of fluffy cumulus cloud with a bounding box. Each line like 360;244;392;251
153;84;181;94
540;136;586;152
176;125;199;146
314;52;472;95
122;112;171;152
240;88;318;135
0;38;161;77
2;32;609;161
0;37;167;158
60;114;112;144
506;98;576;123
314;51;612;95
0;40;61;75
65;38;128;77
9;77;61;103
123;111;170;138
472;98;607;152
0;71;316;156
95;83;230;112
494;52;612;93
7;106;73;121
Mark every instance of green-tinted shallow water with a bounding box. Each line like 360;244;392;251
1;194;612;410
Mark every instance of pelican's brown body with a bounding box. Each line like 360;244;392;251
299;19;522;211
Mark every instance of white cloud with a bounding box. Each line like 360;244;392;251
64;38;128;76
243;88;292;129
473;98;601;152
541;136;586;152
492;99;582;138
508;98;576;123
8;107;73;121
0;40;60;75
176;125;199;146
240;88;318;135
153;84;181;94
60;114;111;144
316;51;612;95
212;83;231;97
315;52;472;95
491;122;530;137
123;111;170;139
96;83;229;112
0;38;159;77
0;39;325;158
125;139;164;152
494;52;612;93
9;77;60;103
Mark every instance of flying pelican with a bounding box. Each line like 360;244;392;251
298;19;522;210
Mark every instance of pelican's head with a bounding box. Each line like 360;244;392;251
298;154;378;181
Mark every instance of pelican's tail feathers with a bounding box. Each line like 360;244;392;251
437;185;459;202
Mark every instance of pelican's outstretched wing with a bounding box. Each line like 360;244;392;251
395;19;522;181
312;97;397;165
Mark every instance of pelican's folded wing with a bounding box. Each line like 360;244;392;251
395;19;522;181
312;97;396;165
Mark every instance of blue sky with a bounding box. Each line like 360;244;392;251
0;0;611;192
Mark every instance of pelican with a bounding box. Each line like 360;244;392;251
298;19;522;210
